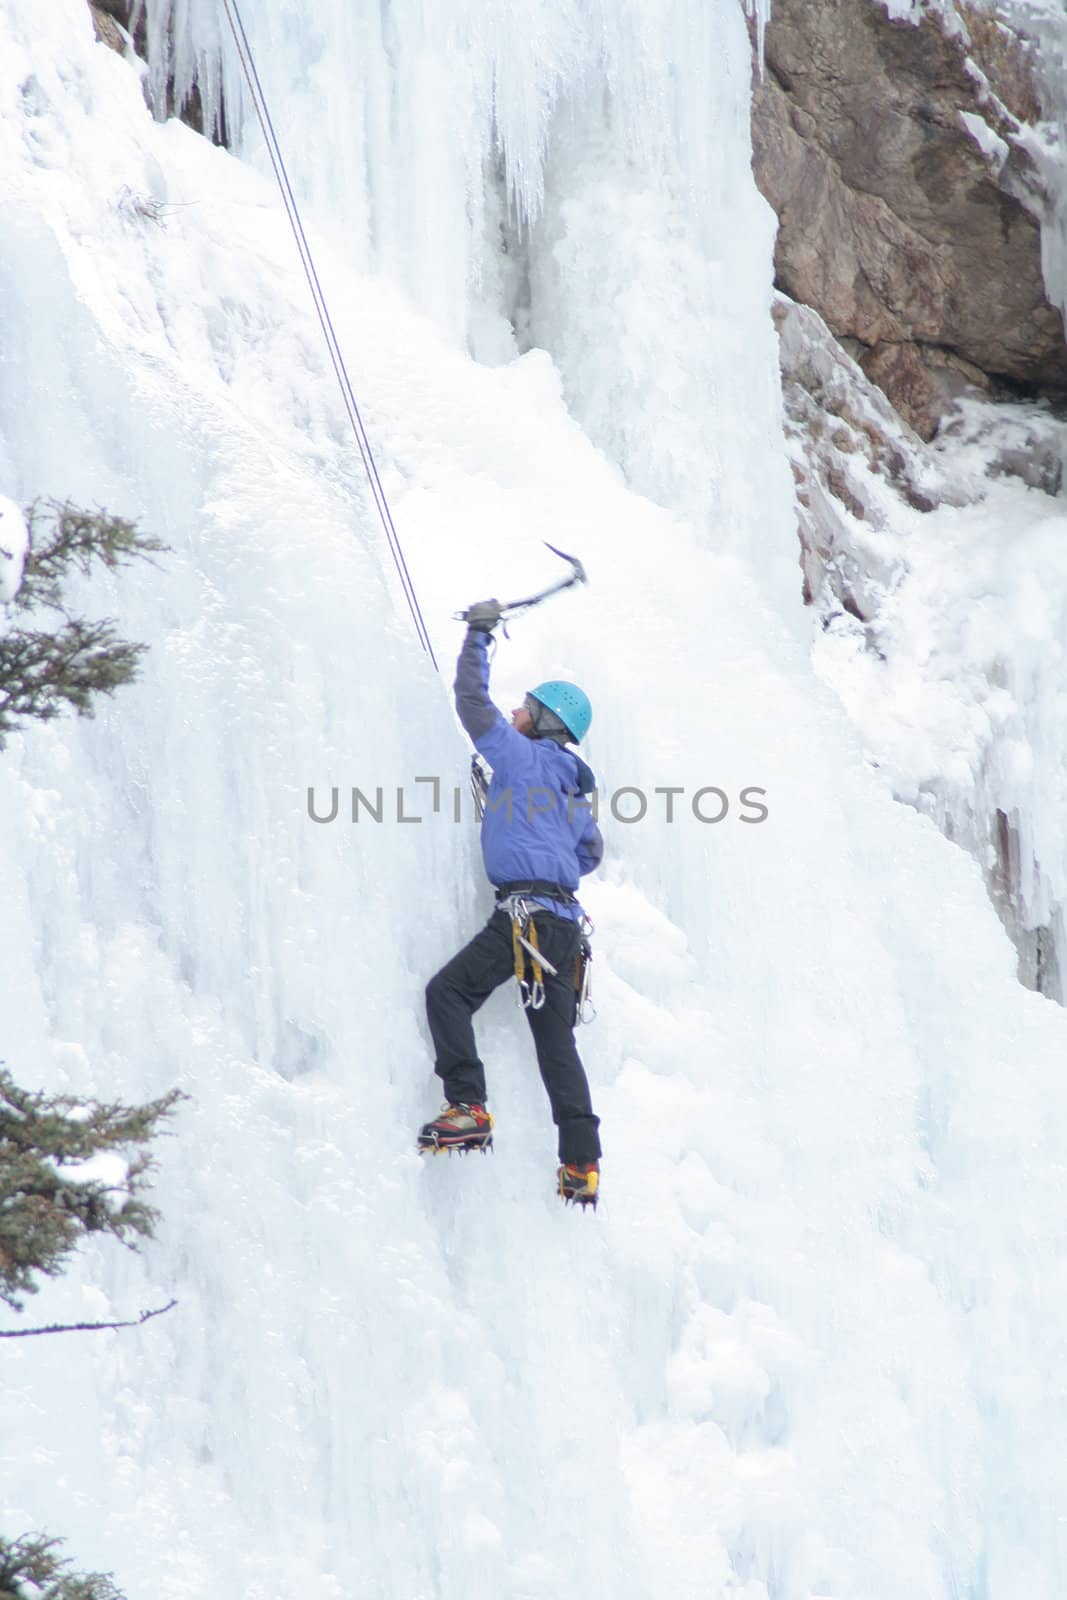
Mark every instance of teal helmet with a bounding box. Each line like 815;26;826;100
528;680;592;743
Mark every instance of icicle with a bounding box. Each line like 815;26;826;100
742;0;770;76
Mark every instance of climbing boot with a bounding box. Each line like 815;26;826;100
558;1160;599;1209
418;1102;494;1154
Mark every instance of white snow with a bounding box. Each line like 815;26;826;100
1;3;1067;1600
959;109;1010;169
797;307;1067;999
61;1151;130;1189
0;494;28;604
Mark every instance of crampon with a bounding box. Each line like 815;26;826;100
558;1161;599;1209
417;1102;494;1155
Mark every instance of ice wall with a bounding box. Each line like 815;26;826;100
3;3;1067;1599
142;0;791;583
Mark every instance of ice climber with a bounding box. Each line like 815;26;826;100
418;600;604;1207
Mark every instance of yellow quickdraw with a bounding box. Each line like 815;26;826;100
509;901;549;1010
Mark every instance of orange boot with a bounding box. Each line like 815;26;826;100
558;1160;599;1208
418;1102;494;1153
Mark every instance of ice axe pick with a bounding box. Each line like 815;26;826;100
454;542;588;631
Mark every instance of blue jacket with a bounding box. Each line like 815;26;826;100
455;631;603;918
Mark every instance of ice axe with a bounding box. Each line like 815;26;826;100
454;542;588;633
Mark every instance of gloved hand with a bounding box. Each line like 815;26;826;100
464;598;504;634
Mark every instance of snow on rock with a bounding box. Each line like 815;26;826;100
763;0;1067;1005
958;108;1011;170
0;495;28;604
781;289;1067;999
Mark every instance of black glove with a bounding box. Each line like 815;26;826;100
464;598;504;634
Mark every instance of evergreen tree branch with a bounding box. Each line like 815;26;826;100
0;498;172;1600
15;501;167;614
0;620;147;738
0;501;167;749
0;1070;186;1310
0;1532;125;1600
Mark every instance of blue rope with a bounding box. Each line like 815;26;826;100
220;0;439;670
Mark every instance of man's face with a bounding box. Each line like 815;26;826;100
511;699;535;736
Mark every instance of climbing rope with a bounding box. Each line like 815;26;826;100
219;0;439;670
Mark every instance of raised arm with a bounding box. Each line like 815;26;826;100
452;606;544;776
453;628;499;742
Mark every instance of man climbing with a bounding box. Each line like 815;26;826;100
418;599;604;1207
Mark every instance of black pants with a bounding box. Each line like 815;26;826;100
425;909;601;1165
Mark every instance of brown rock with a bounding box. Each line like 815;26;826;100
957;2;1043;125
858;342;944;441
83;0;216;139
90;5;125;53
751;0;1067;431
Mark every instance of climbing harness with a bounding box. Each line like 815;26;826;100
494;886;597;1021
219;0;437;670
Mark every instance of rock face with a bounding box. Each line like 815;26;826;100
782;287;1067;1002
752;0;1067;437
89;0;144;56
84;0;222;141
759;5;1067;1005
90;5;125;53
774;293;941;618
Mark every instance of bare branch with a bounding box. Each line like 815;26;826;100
0;1298;178;1339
